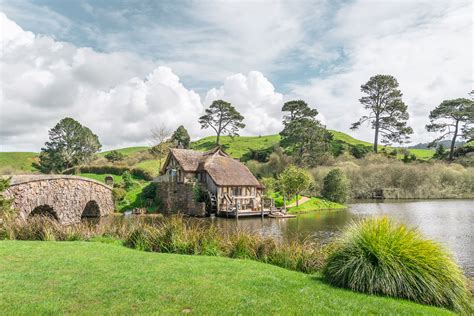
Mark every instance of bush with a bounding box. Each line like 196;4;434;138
321;168;348;203
323;217;471;313
122;171;135;190
351;144;370;159
63;165;154;181
104;150;125;162
112;188;126;203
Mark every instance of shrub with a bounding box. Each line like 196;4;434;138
104;150;125;162
321;168;348;203
112;188;126;203
350;144;370;159
122;171;135;190
323;217;471;313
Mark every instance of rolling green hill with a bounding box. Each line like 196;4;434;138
0;131;435;175
0;152;39;173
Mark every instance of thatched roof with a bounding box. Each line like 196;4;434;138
169;148;205;172
166;147;260;186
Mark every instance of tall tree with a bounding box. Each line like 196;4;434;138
280;100;332;166
38;118;101;173
426;98;474;161
350;75;413;152
199;100;245;145
170;125;191;148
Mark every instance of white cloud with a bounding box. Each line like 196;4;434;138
205;71;284;136
289;0;472;144
0;13;286;151
0;12;204;151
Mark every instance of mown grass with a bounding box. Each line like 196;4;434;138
323;217;472;313
79;173;123;184
0;241;453;315
288;197;345;213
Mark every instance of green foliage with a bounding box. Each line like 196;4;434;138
323;217;471;313
38;117;101;173
121;171;135;190
351;75;413;152
426;98;474;160
104;150;125;162
198;99;245;145
280;100;332;166
0;177;13;218
170;125;191;148
322;168;348;203
63;165;154;181
279;165;312;206
351;144;370;159
112;188;126;203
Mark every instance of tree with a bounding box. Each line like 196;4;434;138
38;118;101;173
280;100;332;166
149;123;172;170
426;98;474;161
199;100;245;145
322;168;348;204
433;144;448;160
351;75;413;152
279;165;312;208
170;125;191;148
104;150;125;163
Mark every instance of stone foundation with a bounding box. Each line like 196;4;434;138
156;182;206;217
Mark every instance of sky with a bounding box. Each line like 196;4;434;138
0;0;472;151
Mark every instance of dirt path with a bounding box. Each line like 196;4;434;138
286;196;310;208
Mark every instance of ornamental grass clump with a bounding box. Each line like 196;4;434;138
323;217;471;313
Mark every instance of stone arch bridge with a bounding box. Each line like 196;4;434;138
3;175;114;225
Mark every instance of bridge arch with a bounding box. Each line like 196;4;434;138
81;200;101;219
3;175;115;225
30;204;58;220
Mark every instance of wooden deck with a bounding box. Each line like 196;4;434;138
217;209;271;218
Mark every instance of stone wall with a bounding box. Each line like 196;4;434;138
3;175;114;225
156;182;206;217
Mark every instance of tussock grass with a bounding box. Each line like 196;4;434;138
1;215;325;274
323;217;472;313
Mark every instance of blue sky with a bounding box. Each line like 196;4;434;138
0;0;472;150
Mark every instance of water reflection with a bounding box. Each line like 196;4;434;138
205;200;474;276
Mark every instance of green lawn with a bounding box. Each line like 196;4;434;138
0;152;38;173
0;241;451;315
288;197;345;213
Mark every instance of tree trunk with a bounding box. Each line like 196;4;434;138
216;132;220;146
374;118;379;153
296;195;299;207
449;120;459;161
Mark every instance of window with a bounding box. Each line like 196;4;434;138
232;187;242;196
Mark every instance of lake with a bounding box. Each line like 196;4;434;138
206;200;474;276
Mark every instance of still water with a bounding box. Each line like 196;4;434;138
207;200;474;276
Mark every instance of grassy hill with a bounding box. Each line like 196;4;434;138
0;131;435;175
0;241;451;315
0;152;39;173
98;146;149;157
